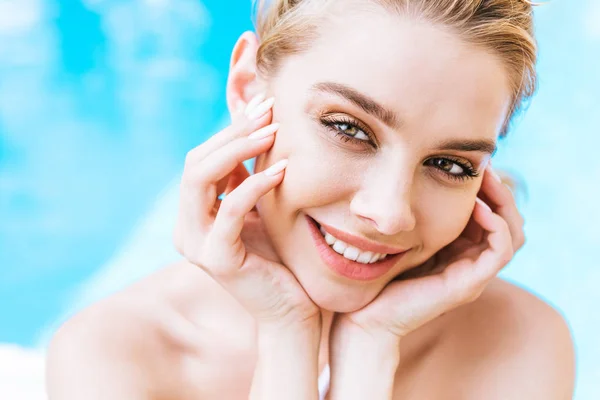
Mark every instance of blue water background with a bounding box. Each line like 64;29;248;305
0;0;598;398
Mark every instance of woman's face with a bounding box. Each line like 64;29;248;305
252;10;511;312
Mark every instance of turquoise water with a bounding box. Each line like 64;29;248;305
0;0;598;398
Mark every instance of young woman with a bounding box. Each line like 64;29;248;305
47;0;575;399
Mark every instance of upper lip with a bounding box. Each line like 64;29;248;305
312;217;409;255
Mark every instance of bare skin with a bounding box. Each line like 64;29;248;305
47;4;575;399
47;262;574;399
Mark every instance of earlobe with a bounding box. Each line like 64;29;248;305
226;31;264;120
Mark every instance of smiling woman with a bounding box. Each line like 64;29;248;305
46;1;575;399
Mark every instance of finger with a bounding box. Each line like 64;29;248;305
437;199;513;304
224;163;251;196
212;159;288;246
185;95;275;165
181;124;279;225
480;166;525;251
460;212;484;244
210;163;250;216
465;198;513;283
207;159;288;275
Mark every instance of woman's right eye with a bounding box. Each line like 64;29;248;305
332;122;370;141
320;115;375;147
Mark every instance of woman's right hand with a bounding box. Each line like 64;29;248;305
173;93;320;330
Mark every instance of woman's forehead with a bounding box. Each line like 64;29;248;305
275;14;511;140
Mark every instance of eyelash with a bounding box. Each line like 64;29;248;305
319;115;479;182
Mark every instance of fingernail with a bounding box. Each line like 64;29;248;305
248;123;279;140
476;197;492;212
244;92;266;117
263;159;288;176
487;165;502;183
247;97;275;120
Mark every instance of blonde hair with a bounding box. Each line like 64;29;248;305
253;0;538;137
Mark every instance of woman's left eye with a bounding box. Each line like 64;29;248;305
426;157;478;181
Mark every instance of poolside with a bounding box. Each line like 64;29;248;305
1;0;598;398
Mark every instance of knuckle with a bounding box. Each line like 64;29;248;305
516;232;526;249
455;286;476;305
456;284;482;305
498;216;510;233
446;275;482;306
182;166;208;188
239;117;257;134
519;234;526;248
219;197;245;218
501;247;514;265
185;244;212;270
176;233;211;268
443;275;469;305
184;148;200;165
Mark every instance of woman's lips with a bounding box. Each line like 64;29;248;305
317;220;408;255
306;216;408;281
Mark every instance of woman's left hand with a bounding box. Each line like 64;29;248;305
334;164;525;344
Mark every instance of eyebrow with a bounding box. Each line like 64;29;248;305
435;138;497;155
311;81;402;129
311;81;497;155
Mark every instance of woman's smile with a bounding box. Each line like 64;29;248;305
305;215;410;281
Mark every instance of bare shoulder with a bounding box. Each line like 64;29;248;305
46;260;256;400
435;277;576;399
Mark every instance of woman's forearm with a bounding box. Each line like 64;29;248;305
328;326;401;400
249;320;322;400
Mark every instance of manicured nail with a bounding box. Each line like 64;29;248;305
244;92;266;117
247;97;275;120
248;123;279;140
487;165;502;183
476;197;492;212
263;159;288;176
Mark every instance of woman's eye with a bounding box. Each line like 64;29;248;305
334;122;370;141
431;158;465;175
426;157;478;182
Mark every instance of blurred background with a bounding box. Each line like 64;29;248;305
0;0;598;398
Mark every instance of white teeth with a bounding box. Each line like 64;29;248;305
356;251;374;264
332;240;347;255
343;246;360;261
317;225;388;264
370;253;382;263
324;232;336;246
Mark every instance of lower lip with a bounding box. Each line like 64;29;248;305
306;216;406;281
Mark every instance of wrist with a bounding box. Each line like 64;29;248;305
334;314;402;352
331;320;400;368
328;316;400;400
251;317;322;400
257;315;322;342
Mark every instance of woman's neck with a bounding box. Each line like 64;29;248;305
319;310;335;372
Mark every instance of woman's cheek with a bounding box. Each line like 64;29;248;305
420;189;475;250
283;146;353;206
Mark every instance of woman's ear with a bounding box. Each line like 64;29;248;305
226;31;265;121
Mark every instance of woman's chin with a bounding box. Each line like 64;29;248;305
301;279;381;313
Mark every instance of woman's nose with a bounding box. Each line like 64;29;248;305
349;180;417;235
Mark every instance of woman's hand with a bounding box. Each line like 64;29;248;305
327;166;524;399
336;164;525;344
173;93;320;330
